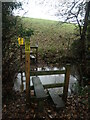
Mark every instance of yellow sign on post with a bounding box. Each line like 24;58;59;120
25;41;30;53
18;37;24;45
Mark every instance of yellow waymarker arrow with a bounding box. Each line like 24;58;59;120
25;41;30;53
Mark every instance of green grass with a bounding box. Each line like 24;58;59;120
21;17;76;55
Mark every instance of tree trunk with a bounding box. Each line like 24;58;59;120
80;2;90;78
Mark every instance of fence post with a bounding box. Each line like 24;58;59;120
25;41;30;103
63;64;70;102
36;45;38;63
20;45;22;63
20;45;24;91
26;52;30;103
21;71;24;91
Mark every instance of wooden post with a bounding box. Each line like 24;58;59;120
63;64;70;102
21;71;24;91
20;45;24;91
26;52;30;102
20;45;22;62
36;45;38;63
25;41;30;103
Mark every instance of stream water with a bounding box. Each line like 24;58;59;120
13;65;79;95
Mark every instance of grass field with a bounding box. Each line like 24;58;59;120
21;17;77;57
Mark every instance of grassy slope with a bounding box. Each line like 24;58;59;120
21;17;76;56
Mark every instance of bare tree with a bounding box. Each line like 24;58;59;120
56;0;86;35
57;0;90;58
56;0;90;85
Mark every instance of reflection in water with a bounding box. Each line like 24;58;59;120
14;72;25;91
13;66;78;95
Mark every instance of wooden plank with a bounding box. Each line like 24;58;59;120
48;89;65;108
30;70;66;76
32;77;47;99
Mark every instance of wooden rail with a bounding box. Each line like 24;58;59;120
30;70;66;76
30;83;64;90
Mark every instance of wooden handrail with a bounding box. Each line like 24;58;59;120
30;70;66;76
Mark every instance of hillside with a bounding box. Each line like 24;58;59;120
21;17;76;54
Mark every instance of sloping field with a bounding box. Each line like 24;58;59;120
21;17;76;56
